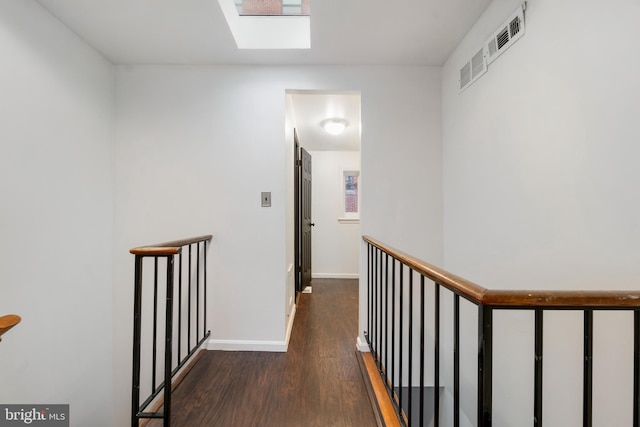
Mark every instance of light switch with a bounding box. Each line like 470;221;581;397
261;192;271;207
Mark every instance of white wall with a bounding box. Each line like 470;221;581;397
442;0;640;425
285;93;297;327
113;65;443;425
113;66;289;427
0;1;114;426
308;150;360;279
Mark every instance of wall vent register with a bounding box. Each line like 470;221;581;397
485;5;525;65
459;3;526;92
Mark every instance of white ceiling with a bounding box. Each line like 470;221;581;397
34;0;492;152
289;91;361;152
36;0;492;66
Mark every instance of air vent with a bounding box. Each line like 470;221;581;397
510;15;521;37
496;27;510;49
471;49;485;79
487;39;497;58
459;47;487;92
460;63;471;89
485;5;526;65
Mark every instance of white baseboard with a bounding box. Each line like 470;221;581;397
207;306;297;353
312;273;359;279
207;339;287;352
356;335;370;352
285;304;297;349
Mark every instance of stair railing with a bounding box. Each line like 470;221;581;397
363;235;640;427
130;235;212;427
0;314;21;342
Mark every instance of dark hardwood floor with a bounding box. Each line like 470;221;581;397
147;278;376;427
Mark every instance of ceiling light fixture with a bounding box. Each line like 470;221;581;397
321;118;349;135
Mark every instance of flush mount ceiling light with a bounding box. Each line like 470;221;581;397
321;118;349;135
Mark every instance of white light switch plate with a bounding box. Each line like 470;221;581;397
261;192;271;207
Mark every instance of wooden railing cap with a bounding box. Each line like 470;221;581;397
130;235;212;256
483;289;640;308
0;314;21;341
363;235;640;309
363;235;488;303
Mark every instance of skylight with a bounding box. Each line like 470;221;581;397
234;0;310;16
219;0;311;49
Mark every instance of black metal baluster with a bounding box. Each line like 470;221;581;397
188;244;192;349
434;283;440;426
372;247;376;357
478;305;493;427
454;294;460;427
152;257;159;393
420;275;425;427
204;240;208;337
370;243;374;348
377;248;382;370
196;242;201;341
367;243;372;345
391;258;396;406
408;270;414;426
634;310;640;427
399;263;404;422
369;246;378;352
534;309;543;427
583;310;593;427
385;253;391;386
163;256;175;427
373;247;378;364
177;253;182;363
131;255;144;427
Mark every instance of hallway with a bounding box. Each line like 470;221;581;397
146;278;376;427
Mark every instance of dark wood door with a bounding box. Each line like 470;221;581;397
294;132;301;296
300;147;313;290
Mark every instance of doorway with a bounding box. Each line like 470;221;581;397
288;90;362;303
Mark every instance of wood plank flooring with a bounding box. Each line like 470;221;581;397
146;278;376;427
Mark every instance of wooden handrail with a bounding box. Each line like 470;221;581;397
363;235;640;309
364;235;488;303
483;289;640;308
130;235;212;256
0;314;21;341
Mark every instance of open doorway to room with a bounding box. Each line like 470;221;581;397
286;90;362;304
